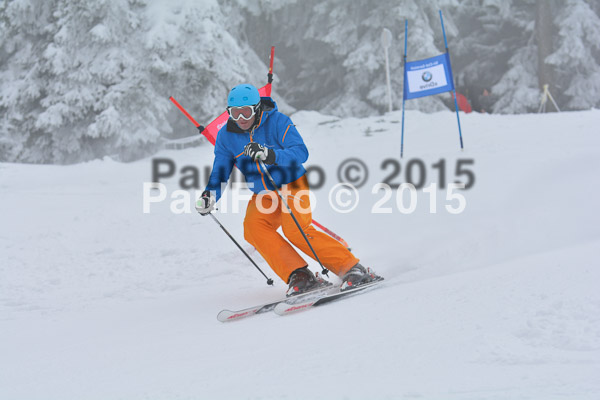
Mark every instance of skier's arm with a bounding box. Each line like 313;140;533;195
273;116;309;166
204;138;235;202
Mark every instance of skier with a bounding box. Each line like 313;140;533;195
195;84;378;296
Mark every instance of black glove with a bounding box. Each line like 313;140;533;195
195;190;215;216
244;142;276;165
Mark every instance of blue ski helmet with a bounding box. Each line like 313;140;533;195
227;84;260;107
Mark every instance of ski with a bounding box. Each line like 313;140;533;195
273;277;384;316
217;284;337;322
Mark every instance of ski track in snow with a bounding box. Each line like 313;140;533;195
1;110;600;399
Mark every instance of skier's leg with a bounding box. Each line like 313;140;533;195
280;175;359;277
243;193;306;282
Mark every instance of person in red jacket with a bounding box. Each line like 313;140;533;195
195;84;381;296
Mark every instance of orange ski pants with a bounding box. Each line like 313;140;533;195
243;175;359;283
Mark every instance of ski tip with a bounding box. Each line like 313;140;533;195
217;310;233;323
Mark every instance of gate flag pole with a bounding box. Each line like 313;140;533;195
439;10;464;150
401;10;465;157
401;20;408;158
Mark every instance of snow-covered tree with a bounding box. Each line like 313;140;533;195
486;0;542;114
0;0;168;162
0;0;57;162
454;0;600;113
46;0;173;162
0;0;267;163
452;0;529;111
547;0;600;110
145;0;263;140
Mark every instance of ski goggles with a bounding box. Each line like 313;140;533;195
227;103;260;121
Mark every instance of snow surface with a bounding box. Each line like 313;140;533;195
1;109;600;399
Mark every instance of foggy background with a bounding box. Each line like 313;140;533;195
1;0;599;164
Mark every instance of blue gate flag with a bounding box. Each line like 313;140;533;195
400;10;464;158
403;53;455;100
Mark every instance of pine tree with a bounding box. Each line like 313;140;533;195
0;0;58;162
146;0;259;140
547;0;600;110
456;0;600;113
45;0;172;162
0;0;265;162
0;0;168;162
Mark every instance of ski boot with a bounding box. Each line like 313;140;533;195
286;266;331;297
340;263;381;291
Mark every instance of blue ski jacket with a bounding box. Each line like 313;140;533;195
205;97;308;201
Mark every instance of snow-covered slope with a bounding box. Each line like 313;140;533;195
1;109;599;399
